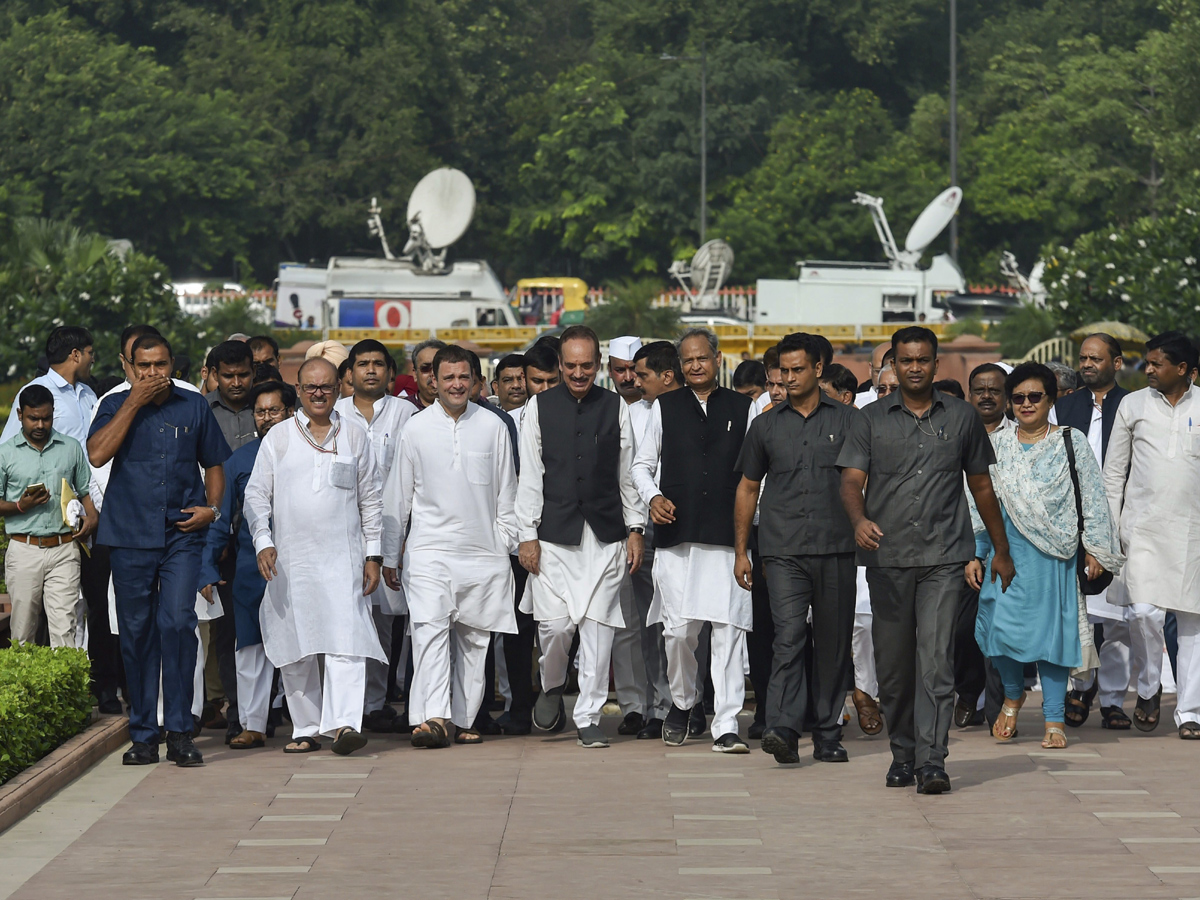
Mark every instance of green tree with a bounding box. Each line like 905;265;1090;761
586;278;681;339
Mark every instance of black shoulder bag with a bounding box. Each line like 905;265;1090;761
1062;427;1114;595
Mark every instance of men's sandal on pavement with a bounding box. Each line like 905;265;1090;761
410;721;451;749
331;727;368;756
1133;687;1162;732
1179;721;1200;740
1100;705;1132;730
577;724;609;748
230;729;266;750
712;733;749;753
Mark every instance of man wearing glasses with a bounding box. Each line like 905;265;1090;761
199;381;296;749
88;334;231;768
244;358;385;755
401;339;448;410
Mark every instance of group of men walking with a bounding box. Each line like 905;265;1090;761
2;319;1197;789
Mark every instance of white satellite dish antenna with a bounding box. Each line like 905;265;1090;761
904;186;961;255
854;186;961;270
367;168;477;272
669;239;735;310
407;168;476;250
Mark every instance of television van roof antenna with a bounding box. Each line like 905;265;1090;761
854;186;962;271
404;168;476;272
669;239;734;310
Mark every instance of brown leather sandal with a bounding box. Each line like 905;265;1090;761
229;729;265;749
852;689;883;735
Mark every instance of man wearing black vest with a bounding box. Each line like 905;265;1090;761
1050;332;1137;729
516;325;646;749
632;328;755;752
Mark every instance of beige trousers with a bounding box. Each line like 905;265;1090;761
5;539;81;647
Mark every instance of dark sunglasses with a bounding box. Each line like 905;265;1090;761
1010;391;1046;406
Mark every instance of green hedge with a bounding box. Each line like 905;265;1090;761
0;644;92;784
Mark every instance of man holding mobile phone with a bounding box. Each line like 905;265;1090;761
0;385;98;647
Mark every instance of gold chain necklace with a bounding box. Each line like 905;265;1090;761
1018;423;1050;444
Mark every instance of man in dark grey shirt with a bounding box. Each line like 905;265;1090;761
735;332;860;766
838;326;1014;795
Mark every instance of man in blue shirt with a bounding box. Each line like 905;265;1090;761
88;334;231;767
199;380;296;749
1;326;97;445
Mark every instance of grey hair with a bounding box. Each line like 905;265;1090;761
410;339;448;366
1045;360;1078;392
675;327;719;356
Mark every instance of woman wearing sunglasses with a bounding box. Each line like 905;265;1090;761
965;362;1123;749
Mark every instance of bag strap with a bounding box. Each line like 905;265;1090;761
1062;426;1085;535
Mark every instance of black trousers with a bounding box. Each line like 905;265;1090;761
214;576;239;716
746;537;774;727
866;564;960;769
762;552;856;742
954;584;1006;726
81;545;123;695
502;558;535;725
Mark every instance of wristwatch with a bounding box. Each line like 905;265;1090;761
209;506;221;522
366;555;384;564
629;526;645;535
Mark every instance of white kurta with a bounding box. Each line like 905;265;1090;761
244;410;386;667
515;389;645;626
337;393;415;615
630;394;754;630
386;401;518;632
1104;385;1200;616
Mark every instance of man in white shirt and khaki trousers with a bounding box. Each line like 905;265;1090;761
382;345;518;747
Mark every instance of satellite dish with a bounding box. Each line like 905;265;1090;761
904;186;961;254
691;240;735;297
407;168;476;250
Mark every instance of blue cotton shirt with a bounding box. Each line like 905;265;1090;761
89;384;231;549
1;369;97;445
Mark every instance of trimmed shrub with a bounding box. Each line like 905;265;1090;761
0;644;92;784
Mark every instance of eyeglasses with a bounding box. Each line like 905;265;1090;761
254;406;288;418
300;384;337;396
1010;391;1046;406
876;384;899;395
418;363;435;373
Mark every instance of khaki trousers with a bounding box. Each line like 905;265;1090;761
5;539;81;647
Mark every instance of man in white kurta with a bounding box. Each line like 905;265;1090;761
631;329;755;752
382;347;518;746
1104;333;1200;735
335;340;415;732
516;327;646;749
245;358;385;755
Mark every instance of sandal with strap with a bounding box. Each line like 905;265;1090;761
1179;721;1200;740
1041;724;1068;749
455;726;483;745
230;729;265;750
853;689;884;735
1133;687;1162;732
331;726;368;756
993;697;1024;742
410;719;451;749
283;735;321;753
1100;705;1132;730
1065;681;1098;728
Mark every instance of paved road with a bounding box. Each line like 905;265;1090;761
2;695;1199;900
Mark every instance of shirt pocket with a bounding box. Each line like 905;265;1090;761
930;433;961;471
329;458;358;490
466;451;493;486
814;437;842;469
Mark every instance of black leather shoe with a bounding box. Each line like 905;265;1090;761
636;717;663;740
748;718;765;740
617;711;645;735
760;727;800;764
473;713;503;735
225;719;242;745
662;705;689;746
813;740;849;763
363;706;398;733
916;765;952;794
165;731;205;767
886;760;915;788
688;705;707;738
122;742;159;765
499;717;532;735
97;689;123;716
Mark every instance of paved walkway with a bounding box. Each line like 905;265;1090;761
2;695;1199;900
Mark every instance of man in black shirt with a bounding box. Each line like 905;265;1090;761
838;327;1014;794
735;332;860;765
